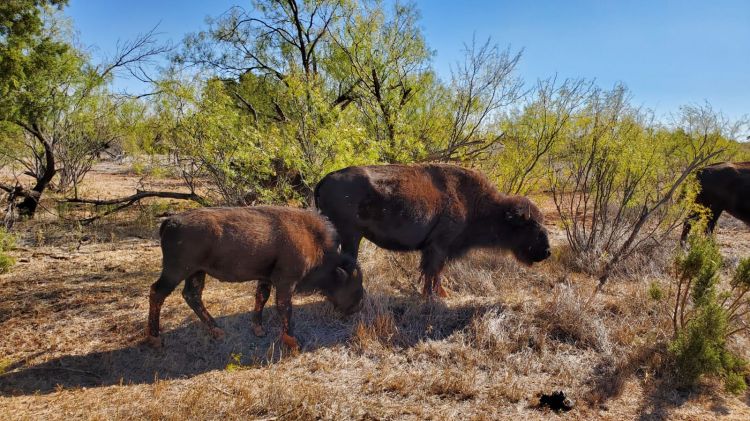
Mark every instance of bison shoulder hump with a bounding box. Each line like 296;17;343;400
159;217;183;238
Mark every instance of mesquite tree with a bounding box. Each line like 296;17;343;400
0;2;168;217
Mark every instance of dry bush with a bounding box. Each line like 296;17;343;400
426;367;479;401
537;283;612;352
468;307;543;358
351;292;401;352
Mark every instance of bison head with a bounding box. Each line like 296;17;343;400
502;198;551;265
324;256;364;315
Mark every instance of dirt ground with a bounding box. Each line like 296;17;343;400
1;162;750;420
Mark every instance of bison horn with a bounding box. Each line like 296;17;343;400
526;204;531;220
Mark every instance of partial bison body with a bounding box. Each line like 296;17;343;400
146;206;364;350
314;164;551;296
682;162;750;241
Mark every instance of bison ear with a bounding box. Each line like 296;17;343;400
336;267;348;283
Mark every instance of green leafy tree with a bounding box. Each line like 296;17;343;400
492;77;590;194
173;0;385;201
0;3;168;216
0;0;69;214
548;90;734;282
329;0;433;162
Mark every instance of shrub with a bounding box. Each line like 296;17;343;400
669;232;750;393
0;228;16;274
549;99;735;283
648;281;664;301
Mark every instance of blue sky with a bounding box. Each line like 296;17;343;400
67;0;749;121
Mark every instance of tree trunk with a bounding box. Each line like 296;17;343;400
17;134;56;217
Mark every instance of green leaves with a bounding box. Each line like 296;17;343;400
0;1;70;121
731;258;750;290
671;232;750;393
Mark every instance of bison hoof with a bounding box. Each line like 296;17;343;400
145;334;162;349
421;286;449;299
280;333;300;352
209;327;225;341
251;324;266;337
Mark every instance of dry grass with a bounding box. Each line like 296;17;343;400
2;163;750;420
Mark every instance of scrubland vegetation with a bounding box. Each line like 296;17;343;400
1;0;750;419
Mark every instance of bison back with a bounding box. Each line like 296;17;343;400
315;164;498;252
159;206;338;282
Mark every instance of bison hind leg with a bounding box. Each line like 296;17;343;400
182;271;224;341
146;273;182;347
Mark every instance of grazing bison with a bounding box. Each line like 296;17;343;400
314;164;551;297
681;161;750;242
146;206;364;351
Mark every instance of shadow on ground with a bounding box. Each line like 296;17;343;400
584;343;747;420
0;296;494;397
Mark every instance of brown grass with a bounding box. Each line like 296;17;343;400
2;162;750;420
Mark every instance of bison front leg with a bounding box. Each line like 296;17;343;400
251;282;272;337
420;248;448;298
275;286;300;352
146;274;180;348
182;271;224;341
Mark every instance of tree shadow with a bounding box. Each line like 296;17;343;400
0;295;494;397
584;344;738;420
634;380;694;421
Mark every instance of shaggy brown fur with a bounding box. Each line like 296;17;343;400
314;164;550;297
146;206;364;351
682;162;750;242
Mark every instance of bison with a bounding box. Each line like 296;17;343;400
681;161;750;242
314;164;551;297
146;206;364;351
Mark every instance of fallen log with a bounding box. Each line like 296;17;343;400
62;189;209;224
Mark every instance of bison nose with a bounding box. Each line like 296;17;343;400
349;296;364;314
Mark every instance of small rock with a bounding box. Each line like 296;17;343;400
539;390;575;412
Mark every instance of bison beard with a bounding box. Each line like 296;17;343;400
315;164;551;297
145;206;364;351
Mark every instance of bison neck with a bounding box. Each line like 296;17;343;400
295;256;337;294
457;198;516;252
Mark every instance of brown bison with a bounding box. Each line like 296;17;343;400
314;164;551;297
681;161;750;242
146;206;364;351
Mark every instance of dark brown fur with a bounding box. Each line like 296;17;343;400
682;162;750;242
314;164;551;297
146;206;364;350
